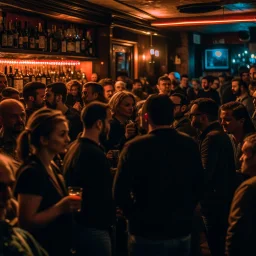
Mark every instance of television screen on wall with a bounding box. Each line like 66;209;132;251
205;48;229;70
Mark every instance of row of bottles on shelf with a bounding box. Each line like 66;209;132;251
3;65;87;93
0;17;96;56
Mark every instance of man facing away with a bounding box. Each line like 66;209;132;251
113;94;204;256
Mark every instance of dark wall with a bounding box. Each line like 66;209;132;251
113;27;168;79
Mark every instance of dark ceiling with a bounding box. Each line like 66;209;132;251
87;0;256;33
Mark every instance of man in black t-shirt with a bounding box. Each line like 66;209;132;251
63;102;115;256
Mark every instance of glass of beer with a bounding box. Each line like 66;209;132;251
68;186;83;212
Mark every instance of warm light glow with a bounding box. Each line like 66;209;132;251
155;50;160;57
0;59;81;65
100;62;104;65
152;18;256;26
150;48;155;55
142;54;146;60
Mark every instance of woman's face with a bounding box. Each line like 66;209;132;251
70;86;79;97
46;121;70;154
116;96;135;119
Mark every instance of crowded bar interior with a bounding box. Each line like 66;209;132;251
1;1;256;256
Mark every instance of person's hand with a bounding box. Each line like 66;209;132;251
106;150;113;160
56;195;82;214
73;102;82;112
125;122;137;139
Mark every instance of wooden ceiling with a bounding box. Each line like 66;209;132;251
87;0;256;33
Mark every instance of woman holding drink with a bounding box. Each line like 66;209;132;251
14;108;81;256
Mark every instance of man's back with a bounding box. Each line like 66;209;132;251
114;128;204;239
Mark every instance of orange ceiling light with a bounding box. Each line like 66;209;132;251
151;13;256;27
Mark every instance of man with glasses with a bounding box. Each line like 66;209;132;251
226;134;256;256
190;98;236;256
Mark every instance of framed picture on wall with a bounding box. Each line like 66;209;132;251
204;48;229;70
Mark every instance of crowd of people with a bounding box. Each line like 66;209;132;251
0;67;256;256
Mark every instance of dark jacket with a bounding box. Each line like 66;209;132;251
199;89;221;105
114;128;204;240
226;176;256;256
172;116;198;139
198;122;236;211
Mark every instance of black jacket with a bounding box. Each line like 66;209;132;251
226;177;256;256
198;122;236;211
113;128;204;239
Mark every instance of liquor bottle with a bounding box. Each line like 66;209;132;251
46;69;51;85
12;20;19;49
52;25;58;52
29;27;36;50
41;68;47;84
75;28;81;53
23;66;30;85
29;68;35;82
18;21;23;49
36;67;42;82
66;25;75;53
61;27;67;53
48;28;53;52
7;66;14;87
87;30;94;56
38;23;46;50
1;13;7;48
23;21;29;49
7;21;14;48
80;30;87;54
13;69;23;93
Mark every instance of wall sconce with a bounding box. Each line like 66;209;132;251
149;34;159;57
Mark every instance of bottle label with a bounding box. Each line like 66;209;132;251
7;35;13;47
23;77;30;85
31;76;36;82
14;79;23;93
67;42;75;52
2;34;7;46
23;36;28;43
30;38;35;48
61;41;67;52
39;36;45;49
81;40;86;51
41;77;46;84
19;36;23;46
53;41;58;51
75;41;81;53
89;47;93;55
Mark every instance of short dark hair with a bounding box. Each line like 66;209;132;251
145;94;174;125
84;82;106;103
81;101;109;129
2;87;19;98
181;74;189;79
171;93;189;106
232;78;248;90
202;75;214;84
192;98;219;122
249;80;256;88
157;76;171;85
99;78;113;87
220;101;255;134
47;82;67;103
133;79;142;84
23;82;46;101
